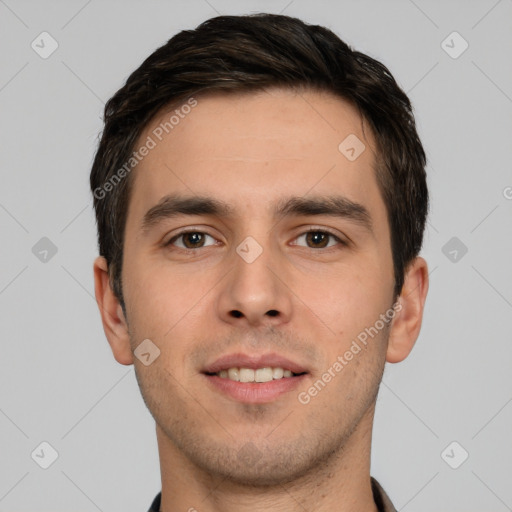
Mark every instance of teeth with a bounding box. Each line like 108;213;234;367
255;368;273;382
215;367;299;382
240;368;255;382
272;367;284;379
227;368;240;381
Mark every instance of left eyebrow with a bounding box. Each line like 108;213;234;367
140;193;373;234
274;195;373;234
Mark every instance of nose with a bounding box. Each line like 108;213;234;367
216;243;293;328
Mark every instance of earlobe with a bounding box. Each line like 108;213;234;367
93;256;134;365
386;257;429;363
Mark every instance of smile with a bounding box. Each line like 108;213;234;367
212;366;303;382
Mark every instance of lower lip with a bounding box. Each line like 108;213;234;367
203;374;308;403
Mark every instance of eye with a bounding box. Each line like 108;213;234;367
167;231;217;249
165;229;344;251
292;230;345;249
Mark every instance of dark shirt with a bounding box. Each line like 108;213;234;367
147;476;396;511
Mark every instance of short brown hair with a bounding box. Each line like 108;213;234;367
90;13;428;312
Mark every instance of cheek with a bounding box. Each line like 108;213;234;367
292;263;392;341
122;258;171;337
123;257;216;342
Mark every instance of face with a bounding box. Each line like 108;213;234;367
115;88;398;485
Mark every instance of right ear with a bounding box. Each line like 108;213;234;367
93;256;133;365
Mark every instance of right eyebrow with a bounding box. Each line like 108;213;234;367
140;194;234;234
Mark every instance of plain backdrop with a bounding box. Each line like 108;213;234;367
0;1;511;511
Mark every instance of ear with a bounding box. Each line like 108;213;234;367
93;256;134;365
386;256;429;363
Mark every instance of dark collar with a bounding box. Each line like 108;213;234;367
147;491;161;512
147;476;396;512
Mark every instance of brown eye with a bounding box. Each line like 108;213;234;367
306;231;329;248
168;231;216;249
182;232;205;248
293;230;344;249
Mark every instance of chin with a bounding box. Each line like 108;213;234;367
183;438;334;488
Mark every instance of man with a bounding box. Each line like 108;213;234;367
90;13;429;512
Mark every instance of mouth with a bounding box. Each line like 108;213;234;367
201;353;309;403
204;367;306;382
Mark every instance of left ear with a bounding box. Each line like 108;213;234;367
386;256;429;363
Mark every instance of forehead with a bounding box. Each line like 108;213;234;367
126;87;383;226
144;87;371;159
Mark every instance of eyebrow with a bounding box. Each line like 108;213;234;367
140;193;373;234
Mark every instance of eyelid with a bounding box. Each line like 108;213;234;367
164;227;221;248
290;227;349;247
163;226;349;250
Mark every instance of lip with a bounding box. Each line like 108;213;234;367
203;373;308;403
201;352;309;375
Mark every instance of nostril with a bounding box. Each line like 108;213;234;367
266;310;279;317
230;310;243;318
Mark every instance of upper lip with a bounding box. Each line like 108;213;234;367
202;352;309;374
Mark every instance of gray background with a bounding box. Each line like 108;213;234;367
0;0;511;511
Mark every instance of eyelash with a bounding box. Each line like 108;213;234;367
165;228;347;251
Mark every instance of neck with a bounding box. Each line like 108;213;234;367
156;405;378;512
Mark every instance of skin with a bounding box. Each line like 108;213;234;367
94;87;428;512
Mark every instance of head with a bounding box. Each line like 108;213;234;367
91;14;428;487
